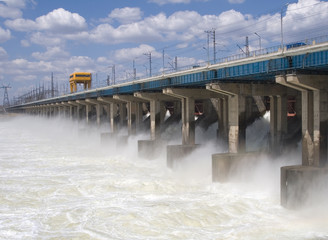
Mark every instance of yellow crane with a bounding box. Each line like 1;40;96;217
69;72;92;93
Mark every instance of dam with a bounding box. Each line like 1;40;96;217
7;35;328;209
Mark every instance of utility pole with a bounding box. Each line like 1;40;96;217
107;75;110;86
144;52;152;77
162;49;165;75
281;3;289;50
133;59;137;80
174;56;178;71
245;36;250;57
212;29;216;63
1;84;11;107
205;29;216;63
109;65;116;85
204;30;210;64
168;56;178;71
51;72;54;98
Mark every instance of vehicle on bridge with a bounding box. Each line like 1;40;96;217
286;42;306;50
69;72;92;93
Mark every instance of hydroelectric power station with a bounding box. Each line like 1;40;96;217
7;36;328;209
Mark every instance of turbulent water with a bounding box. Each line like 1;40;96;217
0;115;328;240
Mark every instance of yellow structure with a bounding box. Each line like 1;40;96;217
69;72;92;93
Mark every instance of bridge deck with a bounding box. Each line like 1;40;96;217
9;37;328;109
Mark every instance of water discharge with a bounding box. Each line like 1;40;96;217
0;115;327;239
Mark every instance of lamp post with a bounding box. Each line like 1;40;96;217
281;3;289;50
254;32;262;51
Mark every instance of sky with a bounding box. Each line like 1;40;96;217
1;0;328;104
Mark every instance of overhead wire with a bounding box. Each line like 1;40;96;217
106;1;328;79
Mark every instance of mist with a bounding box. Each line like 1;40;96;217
1;114;328;239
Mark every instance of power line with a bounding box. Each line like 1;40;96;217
0;84;11;107
143;52;152;77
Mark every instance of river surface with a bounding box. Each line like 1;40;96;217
0;115;327;239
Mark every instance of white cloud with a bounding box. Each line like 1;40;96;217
0;3;23;18
0;26;11;43
5;18;36;31
0;0;34;19
0;55;95;85
89;21;162;44
20;39;30;47
113;44;156;62
87;9;251;45
5;8;87;33
35;8;87;33
176;56;198;67
107;7;143;24
0;47;8;60
228;0;245;4
1;0;26;8
149;0;191;5
29;32;63;46
0;58;52;80
149;0;208;5
32;47;70;61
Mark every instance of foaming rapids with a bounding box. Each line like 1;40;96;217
0;114;327;239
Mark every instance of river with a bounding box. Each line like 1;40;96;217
0;115;327;239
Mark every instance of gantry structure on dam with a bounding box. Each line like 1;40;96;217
7;35;328;209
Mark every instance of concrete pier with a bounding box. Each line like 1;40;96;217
85;98;104;127
163;88;218;168
134;92;173;159
281;165;328;209
76;100;93;125
277;74;328;208
138;139;167;159
207;83;290;182
212;152;259;182
114;95;145;136
167;144;200;169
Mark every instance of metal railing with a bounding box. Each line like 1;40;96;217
12;34;328;105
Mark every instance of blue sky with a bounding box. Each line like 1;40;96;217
1;0;328;104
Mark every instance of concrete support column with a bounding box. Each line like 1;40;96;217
270;95;287;154
301;89;321;166
163;89;197;145
136;102;144;132
227;94;240;153
86;99;104;127
276;74;328;209
86;104;91;124
69;106;73;120
134;92;175;159
127;101;137;135
110;103;118;133
276;74;328;167
61;102;70;118
134;92;173;140
149;100;162;140
119;103;126;128
97;97;124;133
218;98;229;142
114;95;145;136
207;84;241;153
68;101;78;120
163;88;218;168
182;97;195;145
76;100;92;125
96;104;103;126
211;97;228;142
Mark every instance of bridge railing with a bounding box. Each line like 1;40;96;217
113;35;328;86
11;35;328;106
